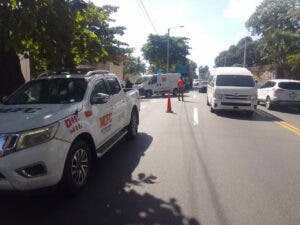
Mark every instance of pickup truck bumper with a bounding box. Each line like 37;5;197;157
0;138;70;191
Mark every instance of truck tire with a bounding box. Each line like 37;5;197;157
127;109;139;139
60;140;92;195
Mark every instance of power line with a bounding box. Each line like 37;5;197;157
137;0;158;34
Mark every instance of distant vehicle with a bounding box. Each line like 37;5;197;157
258;79;300;110
199;80;208;93
0;69;140;193
133;75;152;87
207;67;257;116
134;73;181;98
192;79;200;89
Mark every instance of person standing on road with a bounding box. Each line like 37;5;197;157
177;77;185;101
125;77;133;88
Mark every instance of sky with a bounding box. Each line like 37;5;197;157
92;0;263;68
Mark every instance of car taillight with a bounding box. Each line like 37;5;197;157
272;88;285;93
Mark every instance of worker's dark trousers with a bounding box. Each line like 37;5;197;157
178;88;184;101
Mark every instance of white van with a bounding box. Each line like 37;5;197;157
207;67;257;116
134;73;181;98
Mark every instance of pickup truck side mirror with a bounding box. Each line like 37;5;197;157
91;93;109;104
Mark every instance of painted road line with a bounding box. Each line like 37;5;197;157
193;107;199;125
275;121;300;137
193;91;196;99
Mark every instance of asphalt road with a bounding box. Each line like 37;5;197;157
1;90;300;225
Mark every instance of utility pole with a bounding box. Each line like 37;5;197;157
167;28;170;73
243;38;247;67
166;26;184;73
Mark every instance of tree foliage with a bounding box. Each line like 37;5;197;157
124;56;146;75
215;0;300;78
246;0;300;69
141;34;190;71
198;65;209;79
0;0;130;75
215;37;266;67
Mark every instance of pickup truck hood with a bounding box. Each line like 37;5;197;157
0;103;82;133
215;86;257;95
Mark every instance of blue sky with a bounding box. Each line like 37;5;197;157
93;0;263;68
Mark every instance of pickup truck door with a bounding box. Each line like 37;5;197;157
106;77;129;134
89;78;113;148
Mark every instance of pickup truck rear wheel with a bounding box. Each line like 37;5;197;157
127;110;139;139
60;140;92;194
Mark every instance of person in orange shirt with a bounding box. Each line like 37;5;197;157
177;77;185;101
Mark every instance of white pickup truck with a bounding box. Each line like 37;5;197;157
0;69;140;193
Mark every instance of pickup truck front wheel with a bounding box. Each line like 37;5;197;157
127;110;139;139
60;140;92;194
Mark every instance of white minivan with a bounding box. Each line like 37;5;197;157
207;67;257;116
133;73;181;98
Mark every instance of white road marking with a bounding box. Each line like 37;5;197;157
141;105;147;110
193;107;199;125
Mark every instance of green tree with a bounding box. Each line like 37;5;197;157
0;0;130;97
198;65;209;79
124;56;146;75
246;0;300;75
141;34;190;71
215;37;265;67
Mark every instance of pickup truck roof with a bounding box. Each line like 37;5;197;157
37;69;115;80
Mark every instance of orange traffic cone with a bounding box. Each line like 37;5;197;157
166;92;173;113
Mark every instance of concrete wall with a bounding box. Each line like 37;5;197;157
93;62;124;81
248;65;276;84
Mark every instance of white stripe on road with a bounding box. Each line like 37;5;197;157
193;107;199;125
193;91;196;99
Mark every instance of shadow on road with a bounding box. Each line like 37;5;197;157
269;106;300;115
0;133;201;225
215;110;282;122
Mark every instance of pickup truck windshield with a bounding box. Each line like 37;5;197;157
4;78;87;105
216;75;255;87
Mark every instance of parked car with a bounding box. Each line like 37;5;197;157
0;69;140;193
192;79;200;89
258;79;300;110
199;80;208;92
207;67;257;116
134;73;181;97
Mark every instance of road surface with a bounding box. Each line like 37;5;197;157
1;90;300;225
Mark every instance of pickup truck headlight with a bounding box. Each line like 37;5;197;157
16;123;59;150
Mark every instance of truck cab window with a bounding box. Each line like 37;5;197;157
107;78;121;95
